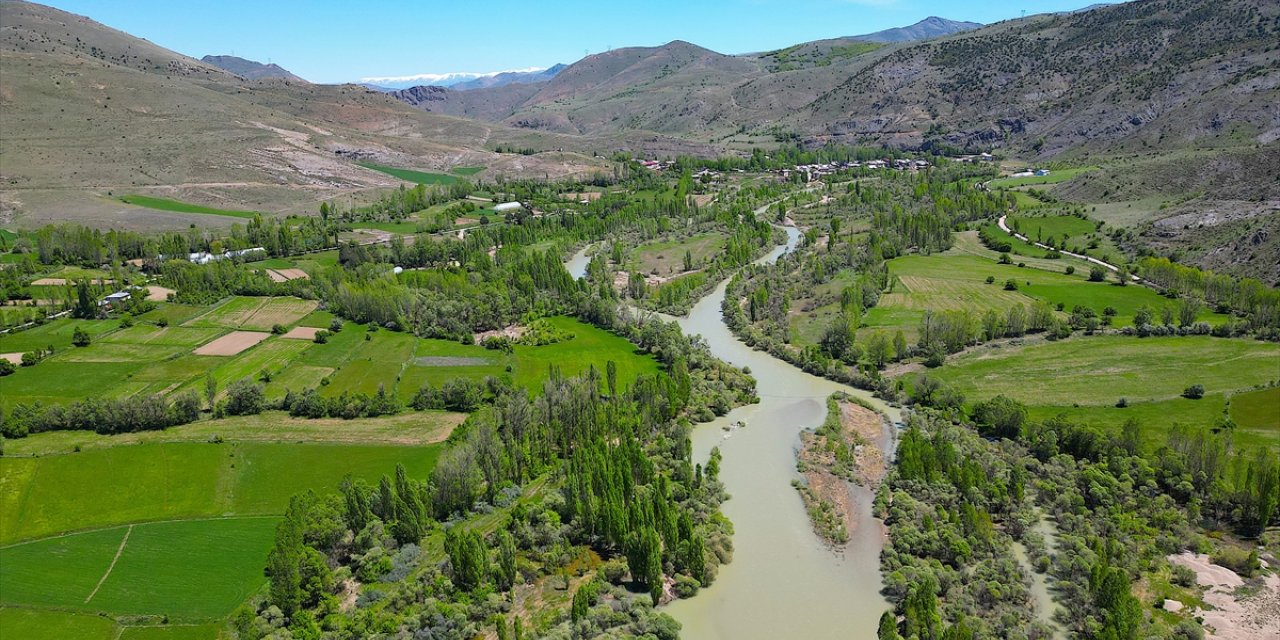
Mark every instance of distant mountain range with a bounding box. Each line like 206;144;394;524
358;66;565;91
201;54;307;82
845;16;981;43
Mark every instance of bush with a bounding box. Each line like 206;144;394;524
1065;265;1075;275
313;330;330;344
0;360;14;376
270;323;287;335
329;318;344;333
223;379;266;416
998;253;1012;265
985;276;995;284
1115;397;1128;408
1004;279;1018;291
20;351;40;367
72;327;91;347
1182;384;1205;400
156;317;169;328
1088;266;1106;282
1210;546;1260;577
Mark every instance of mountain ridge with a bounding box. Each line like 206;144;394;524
201;54;307;82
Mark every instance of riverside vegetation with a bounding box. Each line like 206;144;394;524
1;149;1277;640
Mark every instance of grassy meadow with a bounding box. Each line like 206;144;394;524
118;195;260;220
356;161;459;185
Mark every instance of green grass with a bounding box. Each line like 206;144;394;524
0;607;119;640
629;233;727;276
0;441;440;544
931;336;1280;409
136;303;209;326
512;317;660;393
357;162;459;185
399;338;509;393
858;253;1227;337
321;330;416;396
0;318;119;353
988;167;1097;189
1006;214;1097;244
451;166;485;176
118;195;260;220
1;518;278;622
118;624;222;640
1229;387;1280;446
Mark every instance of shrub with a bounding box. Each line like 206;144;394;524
329;318;344;333
1183;384;1205;400
156;317;169;328
1088;266;1106;282
1115;397;1128;408
20;351;40;367
985;276;995;284
1004;279;1018;291
313;330;330;344
1065;265;1075;275
1210;546;1260;577
223;379;266;416
998;253;1012;265
270;323;287;335
0;360;15;376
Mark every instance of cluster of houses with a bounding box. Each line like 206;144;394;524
955;152;997;163
1009;168;1051;178
780;158;933;182
639;159;675;171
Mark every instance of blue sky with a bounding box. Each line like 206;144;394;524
45;0;1114;84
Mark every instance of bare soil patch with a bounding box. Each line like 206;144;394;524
144;286;175;302
31;278;114;286
266;268;309;282
1;352;24;364
475;325;526;342
281;326;322;340
193;330;270;356
1168;552;1280;640
561;192;602;202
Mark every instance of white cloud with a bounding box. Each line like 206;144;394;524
359;67;546;85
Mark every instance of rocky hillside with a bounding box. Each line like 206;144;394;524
0;0;690;227
201;54;307;82
409;0;1279;159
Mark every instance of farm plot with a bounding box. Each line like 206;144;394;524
183;296;316;332
322;330;417;397
264;268;308;282
0;607;119;640
280;325;322;340
928;335;1280;409
191;330;269;356
0;318;118;353
399;339;510;393
0;517;278;621
0;441;442;544
99;324;224;348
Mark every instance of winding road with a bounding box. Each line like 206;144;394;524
997;214;1143;283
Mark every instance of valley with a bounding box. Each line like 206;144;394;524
0;0;1278;639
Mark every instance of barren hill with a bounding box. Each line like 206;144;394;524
0;0;641;227
201;54;307;82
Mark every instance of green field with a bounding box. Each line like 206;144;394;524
183;296;317;331
1;518;277;620
511;316;660;392
629;233;727;275
1027;390;1278;451
988;166;1098;189
1005;214;1096;244
118;195;260;220
930;335;1279;411
357;161;459;185
0;440;441;543
0;608;119;640
0;318;119;353
854;252;1226;341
